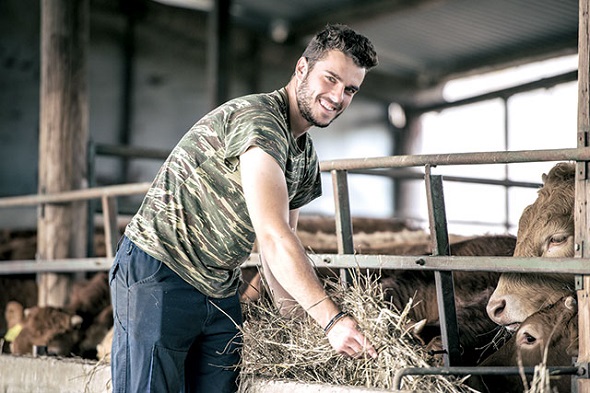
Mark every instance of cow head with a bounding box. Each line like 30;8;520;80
487;162;576;329
471;295;578;393
10;306;84;356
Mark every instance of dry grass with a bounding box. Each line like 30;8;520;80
238;267;475;392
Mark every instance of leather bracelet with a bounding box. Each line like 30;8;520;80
323;311;348;335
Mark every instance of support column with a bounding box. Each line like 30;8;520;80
38;0;89;306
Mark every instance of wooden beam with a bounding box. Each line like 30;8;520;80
38;0;89;307
576;0;590;392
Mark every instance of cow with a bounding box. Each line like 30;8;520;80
2;300;24;352
10;305;84;356
78;303;113;359
7;272;113;359
486;162;576;330
378;234;517;366
468;294;578;393
97;325;113;362
0;274;37;334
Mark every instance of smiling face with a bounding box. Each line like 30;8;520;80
294;50;366;129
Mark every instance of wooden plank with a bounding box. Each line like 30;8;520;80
577;0;590;391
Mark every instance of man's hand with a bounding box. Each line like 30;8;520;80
325;315;378;359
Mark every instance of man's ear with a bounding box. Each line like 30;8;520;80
295;57;308;81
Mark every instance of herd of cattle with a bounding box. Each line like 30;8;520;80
0;162;583;392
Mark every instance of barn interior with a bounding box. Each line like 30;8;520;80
0;0;580;233
1;0;589;391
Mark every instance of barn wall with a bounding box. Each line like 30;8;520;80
0;0;393;230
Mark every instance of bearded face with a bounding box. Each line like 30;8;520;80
295;72;342;128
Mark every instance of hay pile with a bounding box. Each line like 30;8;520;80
238;268;474;392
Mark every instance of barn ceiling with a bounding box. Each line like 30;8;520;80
149;0;580;110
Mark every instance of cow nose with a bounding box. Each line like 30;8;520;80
486;297;506;321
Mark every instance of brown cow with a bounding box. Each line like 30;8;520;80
11;306;83;356
64;272;113;359
8;272;114;359
469;294;578;393
486;162;576;330
379;234;516;366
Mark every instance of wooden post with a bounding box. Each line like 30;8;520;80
38;0;89;307
577;0;590;391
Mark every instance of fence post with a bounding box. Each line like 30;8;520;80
101;195;119;259
576;0;590;391
425;165;461;367
331;169;354;287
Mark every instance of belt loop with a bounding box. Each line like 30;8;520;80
126;237;134;255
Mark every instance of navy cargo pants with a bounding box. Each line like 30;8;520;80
109;236;242;392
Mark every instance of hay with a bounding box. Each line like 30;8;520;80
238;268;474;392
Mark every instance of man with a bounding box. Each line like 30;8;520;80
110;24;378;392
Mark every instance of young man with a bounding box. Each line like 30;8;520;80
110;24;378;392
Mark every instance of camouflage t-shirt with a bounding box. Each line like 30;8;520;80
125;88;322;298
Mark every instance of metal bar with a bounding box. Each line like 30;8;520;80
411;70;577;115
425;167;461;367
101;195;119;258
348;167;543;189
3;253;590;276
331;170;354;287
95;143;170;160
393;366;581;390
0;182;151;208
244;254;590;273
320;147;590;171
0;258;113;274
207;0;231;108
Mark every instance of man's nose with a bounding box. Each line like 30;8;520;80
328;83;345;104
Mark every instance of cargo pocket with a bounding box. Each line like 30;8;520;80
149;345;187;392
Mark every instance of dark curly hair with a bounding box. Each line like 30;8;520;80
302;24;378;71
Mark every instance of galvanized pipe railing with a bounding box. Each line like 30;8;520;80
0;182;151;208
319;147;590;171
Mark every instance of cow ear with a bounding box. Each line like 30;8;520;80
24;308;32;318
71;315;83;328
564;296;577;311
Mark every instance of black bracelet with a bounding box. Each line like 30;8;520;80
323;311;348;335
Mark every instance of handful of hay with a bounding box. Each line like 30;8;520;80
238;268;474;392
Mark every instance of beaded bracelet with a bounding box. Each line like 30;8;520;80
323;311;348;335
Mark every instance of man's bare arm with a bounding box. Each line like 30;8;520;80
240;146;377;358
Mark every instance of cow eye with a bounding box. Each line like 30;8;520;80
549;234;567;245
522;332;536;345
